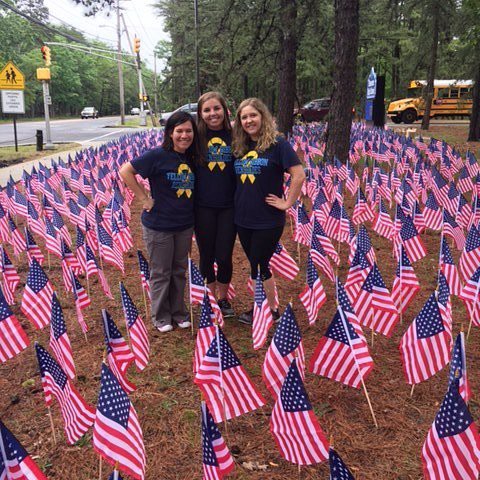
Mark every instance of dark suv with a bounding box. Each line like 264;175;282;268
295;98;331;122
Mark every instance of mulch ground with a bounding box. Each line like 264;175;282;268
0;125;479;480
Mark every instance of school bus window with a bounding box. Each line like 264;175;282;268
460;88;472;98
438;88;450;99
449;89;459;98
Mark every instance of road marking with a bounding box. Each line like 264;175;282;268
81;129;129;144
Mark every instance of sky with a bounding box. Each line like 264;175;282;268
43;0;169;70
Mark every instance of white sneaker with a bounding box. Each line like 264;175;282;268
177;321;191;329
156;324;173;333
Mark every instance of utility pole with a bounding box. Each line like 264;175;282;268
194;0;200;98
153;53;158;116
116;0;125;125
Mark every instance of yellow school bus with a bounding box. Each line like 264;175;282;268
387;79;474;124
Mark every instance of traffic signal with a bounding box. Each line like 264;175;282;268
134;37;141;53
143;95;149;102
41;46;51;66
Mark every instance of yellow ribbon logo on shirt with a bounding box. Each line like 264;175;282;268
240;150;257;184
176;163;193;198
207;137;227;171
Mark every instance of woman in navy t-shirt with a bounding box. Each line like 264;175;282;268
232;98;305;324
195;92;236;318
119;111;201;333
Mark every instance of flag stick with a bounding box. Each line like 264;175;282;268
98;455;102;480
410;384;415;397
398;242;403;324
119;282;131;344
467;282;480;340
297;240;301;266
48;407;57;444
371;328;374;347
141;285;148;323
113;461;119;480
190;301;194;337
215;323;228;433
336;281;378;428
85;271;91;298
47;251;51;271
0;425;12;480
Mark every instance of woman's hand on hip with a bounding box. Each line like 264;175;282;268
265;194;289;211
142;197;155;212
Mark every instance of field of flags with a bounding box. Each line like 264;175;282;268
0;124;480;479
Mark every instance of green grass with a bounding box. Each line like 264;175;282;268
120;116;159;128
0;143;79;166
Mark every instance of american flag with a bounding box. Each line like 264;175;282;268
345;250;371;301
399;215;427;262
262;303;305;399
44;216;62;258
97;223;124;273
329;448;355;479
7;214;25;257
120;282;150;371
252;273;273;350
21;258;54;329
137;250;151;300
93;363;146;480
270;359;329;465
86;244;113;299
27;199;45;239
374;201;395;240
101;309;136;393
298;254;326;325
194;291;217;373
49;292;76;379
75;226;87;272
354;263;399;337
310;234;335;282
458;165;474;194
24;227;45;266
459;266;480;328
201;401;235;480
440;237;462;296
400;292;452;385
459;225;480;283
313;218;339;265
70;269;90;334
0;204;10;242
0;284;29;363
52;207;72;246
189;258;205;304
391;245;420;314
324;199;342;240
194;327;266;423
413;201;426;234
351;225;376;266
35;343;95;444
443;209;465;251
294;204;313;246
421;379;480;479
309;306;374;388
0;421;47;480
448;332;471;403
352;187;374;225
424;192;443;231
0;246;20;305
269;243;299;280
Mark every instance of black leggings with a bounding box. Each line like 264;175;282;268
194;206;236;285
237;225;284;280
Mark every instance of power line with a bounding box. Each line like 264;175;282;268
0;0;89;44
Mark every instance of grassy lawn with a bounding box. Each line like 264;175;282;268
121;116;159;128
0;143;80;167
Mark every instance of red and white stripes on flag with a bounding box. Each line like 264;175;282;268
252;274;273;350
269;243;299;280
0;284;29;363
299;255;326;325
194;327;266;423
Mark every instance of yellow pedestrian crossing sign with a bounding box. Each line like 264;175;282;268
0;62;25;90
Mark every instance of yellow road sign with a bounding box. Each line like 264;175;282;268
0;62;25;90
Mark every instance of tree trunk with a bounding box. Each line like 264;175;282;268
421;8;439;130
468;63;480;141
276;0;297;135
325;0;360;164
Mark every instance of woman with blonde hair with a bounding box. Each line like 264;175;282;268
232;98;305;324
195;91;236;317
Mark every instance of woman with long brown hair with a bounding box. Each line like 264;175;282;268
232;98;305;324
195;91;236;317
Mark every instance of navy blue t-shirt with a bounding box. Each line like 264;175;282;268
195;129;235;208
234;136;301;229
131;147;195;231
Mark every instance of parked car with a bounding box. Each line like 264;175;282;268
130;107;140;115
81;107;99;119
294;98;331;123
160;102;198;126
294;98;355;123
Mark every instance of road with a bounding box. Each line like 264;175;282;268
0;116;150;147
386;119;469;128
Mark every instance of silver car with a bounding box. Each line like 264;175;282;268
160;102;198;126
81;107;99;119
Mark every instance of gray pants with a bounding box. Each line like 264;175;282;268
142;225;193;328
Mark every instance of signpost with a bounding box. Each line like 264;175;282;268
0;61;25;152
